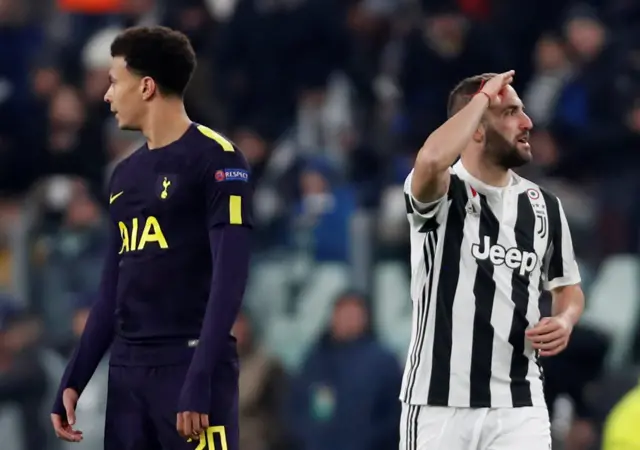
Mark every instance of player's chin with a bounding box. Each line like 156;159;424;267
116;118;138;132
516;139;531;151
516;142;533;160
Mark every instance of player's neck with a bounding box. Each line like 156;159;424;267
142;100;192;150
460;154;511;188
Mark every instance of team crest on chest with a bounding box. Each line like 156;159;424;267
156;174;178;200
526;188;548;238
465;198;479;215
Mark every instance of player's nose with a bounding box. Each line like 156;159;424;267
520;112;533;131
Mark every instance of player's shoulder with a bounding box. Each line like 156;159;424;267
191;123;237;153
189;123;248;165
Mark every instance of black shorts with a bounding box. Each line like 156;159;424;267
104;364;238;450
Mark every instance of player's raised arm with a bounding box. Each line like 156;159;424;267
411;71;515;203
51;220;120;441
177;143;253;437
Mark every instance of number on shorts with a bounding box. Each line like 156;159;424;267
194;426;227;450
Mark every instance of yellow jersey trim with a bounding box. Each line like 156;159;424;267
229;195;242;225
197;125;235;152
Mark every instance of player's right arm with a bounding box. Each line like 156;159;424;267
51;215;120;442
410;70;515;204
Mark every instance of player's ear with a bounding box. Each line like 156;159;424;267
141;77;156;100
472;121;485;144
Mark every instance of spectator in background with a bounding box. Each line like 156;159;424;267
586;90;640;256
0;296;48;450
398;1;507;149
234;309;288;450
33;178;107;352
625;95;640;253
550;4;625;179
549;5;640;256
233;123;274;183
232;124;299;251
103;117;142;186
523;33;574;132
340;128;383;209
377;153;415;260
289;291;401;450
215;0;301;136
164;0;222;127
291;158;356;263
81;26;122;118
38;84;107;193
0;0;42;195
519;31;599;257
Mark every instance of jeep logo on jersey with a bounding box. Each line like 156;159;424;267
471;236;538;276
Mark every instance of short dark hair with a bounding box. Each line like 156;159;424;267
110;26;196;97
446;73;498;118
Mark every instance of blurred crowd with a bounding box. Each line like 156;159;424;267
1;0;640;449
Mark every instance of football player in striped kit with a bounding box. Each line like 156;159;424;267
399;71;584;450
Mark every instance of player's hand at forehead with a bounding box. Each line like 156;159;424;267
478;70;515;107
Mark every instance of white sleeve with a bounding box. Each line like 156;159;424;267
403;169;448;220
544;199;581;290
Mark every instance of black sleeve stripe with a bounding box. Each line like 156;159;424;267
405;172;454;215
448;174;470;215
448;174;466;201
540;188;563;280
404;192;414;214
404;192;443;216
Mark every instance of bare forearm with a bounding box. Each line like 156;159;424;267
416;94;489;173
412;94;489;202
552;284;584;325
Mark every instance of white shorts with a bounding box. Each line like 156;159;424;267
399;403;551;450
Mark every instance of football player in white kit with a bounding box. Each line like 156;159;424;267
399;71;584;450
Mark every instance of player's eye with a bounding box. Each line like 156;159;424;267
505;107;518;116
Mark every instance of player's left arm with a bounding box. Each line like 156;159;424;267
546;198;585;325
177;144;253;439
527;198;584;356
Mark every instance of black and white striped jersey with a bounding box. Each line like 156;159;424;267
399;160;581;408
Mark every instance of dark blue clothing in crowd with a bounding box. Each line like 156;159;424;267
289;335;401;450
